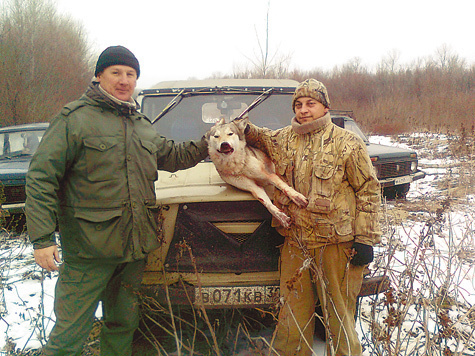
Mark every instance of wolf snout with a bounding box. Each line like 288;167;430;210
218;142;234;154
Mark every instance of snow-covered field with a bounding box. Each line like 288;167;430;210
361;134;475;356
0;236;57;354
1;133;474;355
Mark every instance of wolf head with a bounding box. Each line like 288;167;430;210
206;117;249;155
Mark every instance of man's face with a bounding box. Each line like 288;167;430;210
97;65;137;102
294;97;328;124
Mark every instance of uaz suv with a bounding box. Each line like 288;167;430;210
136;79;412;309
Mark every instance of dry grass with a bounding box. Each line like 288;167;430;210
1;133;474;356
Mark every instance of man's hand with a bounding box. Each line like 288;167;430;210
34;245;61;271
350;242;374;266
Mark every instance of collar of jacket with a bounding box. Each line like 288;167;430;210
85;81;141;118
291;112;331;135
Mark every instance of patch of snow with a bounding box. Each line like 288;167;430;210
1;133;473;355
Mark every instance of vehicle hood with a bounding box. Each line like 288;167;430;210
155;161;255;204
366;143;415;159
0;157;30;182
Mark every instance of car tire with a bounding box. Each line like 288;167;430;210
383;183;410;200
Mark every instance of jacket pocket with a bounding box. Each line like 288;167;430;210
334;217;354;236
307;164;334;213
313;217;353;240
140;200;163;253
139;138;159;180
58;264;85;284
73;209;125;259
83;137;120;182
313;164;334;196
274;158;292;206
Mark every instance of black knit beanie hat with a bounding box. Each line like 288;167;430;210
94;45;140;78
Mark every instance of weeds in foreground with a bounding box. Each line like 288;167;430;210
129;193;474;355
1;132;474;355
362;196;475;355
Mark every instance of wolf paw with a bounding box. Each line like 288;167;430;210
289;191;308;208
274;210;291;229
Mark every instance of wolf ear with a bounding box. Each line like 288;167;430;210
206;118;225;141
211;117;226;127
234;116;249;131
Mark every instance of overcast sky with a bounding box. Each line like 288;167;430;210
53;0;475;89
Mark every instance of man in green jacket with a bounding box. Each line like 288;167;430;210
245;79;381;355
25;46;209;356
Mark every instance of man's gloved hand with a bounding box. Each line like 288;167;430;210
350;242;374;266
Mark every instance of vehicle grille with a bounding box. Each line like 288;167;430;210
2;185;26;204
378;161;412;179
228;232;251;244
165;201;284;274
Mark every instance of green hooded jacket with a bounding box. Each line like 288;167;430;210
25;84;208;261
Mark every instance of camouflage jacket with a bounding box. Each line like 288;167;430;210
26;83;208;261
246;113;381;247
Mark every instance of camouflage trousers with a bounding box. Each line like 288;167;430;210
272;240;365;356
41;258;145;356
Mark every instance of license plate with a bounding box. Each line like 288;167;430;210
394;176;412;185
195;286;280;306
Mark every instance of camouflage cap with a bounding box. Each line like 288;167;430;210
292;79;330;111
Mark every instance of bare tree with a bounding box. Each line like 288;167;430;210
235;0;292;79
0;0;93;126
434;44;467;72
378;49;401;74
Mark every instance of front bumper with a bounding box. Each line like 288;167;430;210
140;274;390;309
378;170;426;188
0;202;25;217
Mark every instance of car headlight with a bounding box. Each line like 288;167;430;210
411;161;417;172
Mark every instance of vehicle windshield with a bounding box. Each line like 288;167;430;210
142;93;295;142
0;129;46;159
344;119;369;143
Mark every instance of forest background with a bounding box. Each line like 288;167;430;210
0;0;473;136
1;1;474;355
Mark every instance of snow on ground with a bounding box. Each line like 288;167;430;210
365;134;475;355
1;133;474;355
1;237;58;353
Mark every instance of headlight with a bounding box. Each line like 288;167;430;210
411;161;417;172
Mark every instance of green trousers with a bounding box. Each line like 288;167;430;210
272;240;365;356
41;258;145;356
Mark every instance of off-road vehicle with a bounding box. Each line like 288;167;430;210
0;123;49;231
137;79;419;309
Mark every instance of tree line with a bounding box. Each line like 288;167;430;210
295;55;474;135
1;0;473;135
0;0;92;127
231;48;474;135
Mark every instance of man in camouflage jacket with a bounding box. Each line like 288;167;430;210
25;46;209;356
245;79;381;356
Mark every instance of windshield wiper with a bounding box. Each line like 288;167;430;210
151;89;185;124
151;87;274;124
10;152;34;158
234;88;274;120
